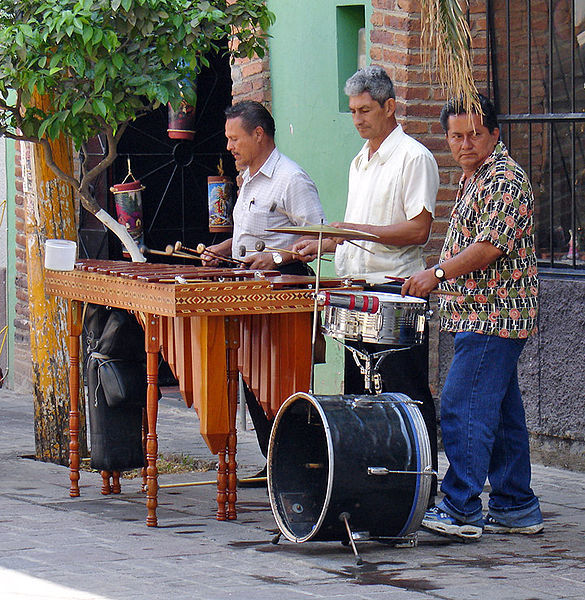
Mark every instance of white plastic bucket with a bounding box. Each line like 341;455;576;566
44;239;77;271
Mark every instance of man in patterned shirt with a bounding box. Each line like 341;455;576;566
403;94;543;541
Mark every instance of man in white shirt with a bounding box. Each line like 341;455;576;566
202;101;326;486
202;101;325;274
294;66;440;504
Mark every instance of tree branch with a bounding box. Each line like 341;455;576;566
39;138;81;192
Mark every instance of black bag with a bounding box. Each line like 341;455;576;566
84;305;147;472
87;356;145;471
90;356;147;408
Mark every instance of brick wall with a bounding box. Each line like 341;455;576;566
13;141;33;391
230;53;272;108
371;0;489;266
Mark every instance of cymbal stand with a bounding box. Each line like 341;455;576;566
309;227;324;394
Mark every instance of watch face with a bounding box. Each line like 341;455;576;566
435;267;445;279
272;252;283;265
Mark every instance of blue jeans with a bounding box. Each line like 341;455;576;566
438;331;540;523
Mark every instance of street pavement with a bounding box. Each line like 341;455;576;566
1;387;584;600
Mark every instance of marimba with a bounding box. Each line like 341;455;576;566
45;260;360;526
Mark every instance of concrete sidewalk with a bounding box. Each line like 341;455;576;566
1;387;584;600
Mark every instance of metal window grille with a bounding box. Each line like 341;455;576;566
487;0;585;274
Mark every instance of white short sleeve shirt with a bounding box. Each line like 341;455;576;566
231;148;326;258
335;125;439;283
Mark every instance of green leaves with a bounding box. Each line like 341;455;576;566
0;0;275;146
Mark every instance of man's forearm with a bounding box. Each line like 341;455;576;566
439;241;504;281
336;209;432;247
402;241;503;298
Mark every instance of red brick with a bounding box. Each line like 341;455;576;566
397;0;419;13
403;102;443;118
432;220;449;235
402;119;429;134
403;85;432;100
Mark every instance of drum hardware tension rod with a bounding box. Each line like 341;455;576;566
367;466;437;476
339;512;363;566
271;205;377;256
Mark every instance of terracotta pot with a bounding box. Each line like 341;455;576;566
167;100;196;140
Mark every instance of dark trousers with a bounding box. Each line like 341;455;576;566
344;332;439;503
243;382;273;458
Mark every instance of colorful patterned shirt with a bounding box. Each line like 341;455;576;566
438;141;539;338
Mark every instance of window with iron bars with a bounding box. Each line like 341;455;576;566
488;0;585;274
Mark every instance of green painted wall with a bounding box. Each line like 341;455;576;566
267;0;371;393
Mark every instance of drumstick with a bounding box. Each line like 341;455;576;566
175;240;246;267
195;243;248;267
141;247;193;259
384;275;461;297
164;245;204;260
272;205;376;256
254;240;332;262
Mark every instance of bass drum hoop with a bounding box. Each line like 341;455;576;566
268;392;334;543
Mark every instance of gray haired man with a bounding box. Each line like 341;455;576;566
294;65;440;504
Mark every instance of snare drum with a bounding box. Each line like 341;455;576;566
319;291;428;345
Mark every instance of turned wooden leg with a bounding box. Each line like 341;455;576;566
67;300;83;498
101;471;112;495
226;316;239;520
145;315;160;527
216;448;228;520
141;408;148;493
111;471;121;494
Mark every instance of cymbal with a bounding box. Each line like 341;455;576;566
266;224;380;241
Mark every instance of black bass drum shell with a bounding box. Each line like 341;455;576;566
267;393;431;543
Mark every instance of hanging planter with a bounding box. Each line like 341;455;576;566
110;162;145;249
167;99;197;140
168;68;197;140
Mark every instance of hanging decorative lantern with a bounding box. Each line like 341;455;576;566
110;160;145;248
208;159;234;232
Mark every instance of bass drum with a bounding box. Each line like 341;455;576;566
267;393;432;543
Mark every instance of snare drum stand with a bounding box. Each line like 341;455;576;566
334;337;412;395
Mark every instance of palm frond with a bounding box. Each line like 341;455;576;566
420;0;480;116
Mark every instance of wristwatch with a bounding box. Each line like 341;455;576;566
272;252;283;266
433;263;446;282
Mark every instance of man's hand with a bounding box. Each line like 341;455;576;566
401;269;438;298
292;237;337;261
241;252;280;270
200;243;229;267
